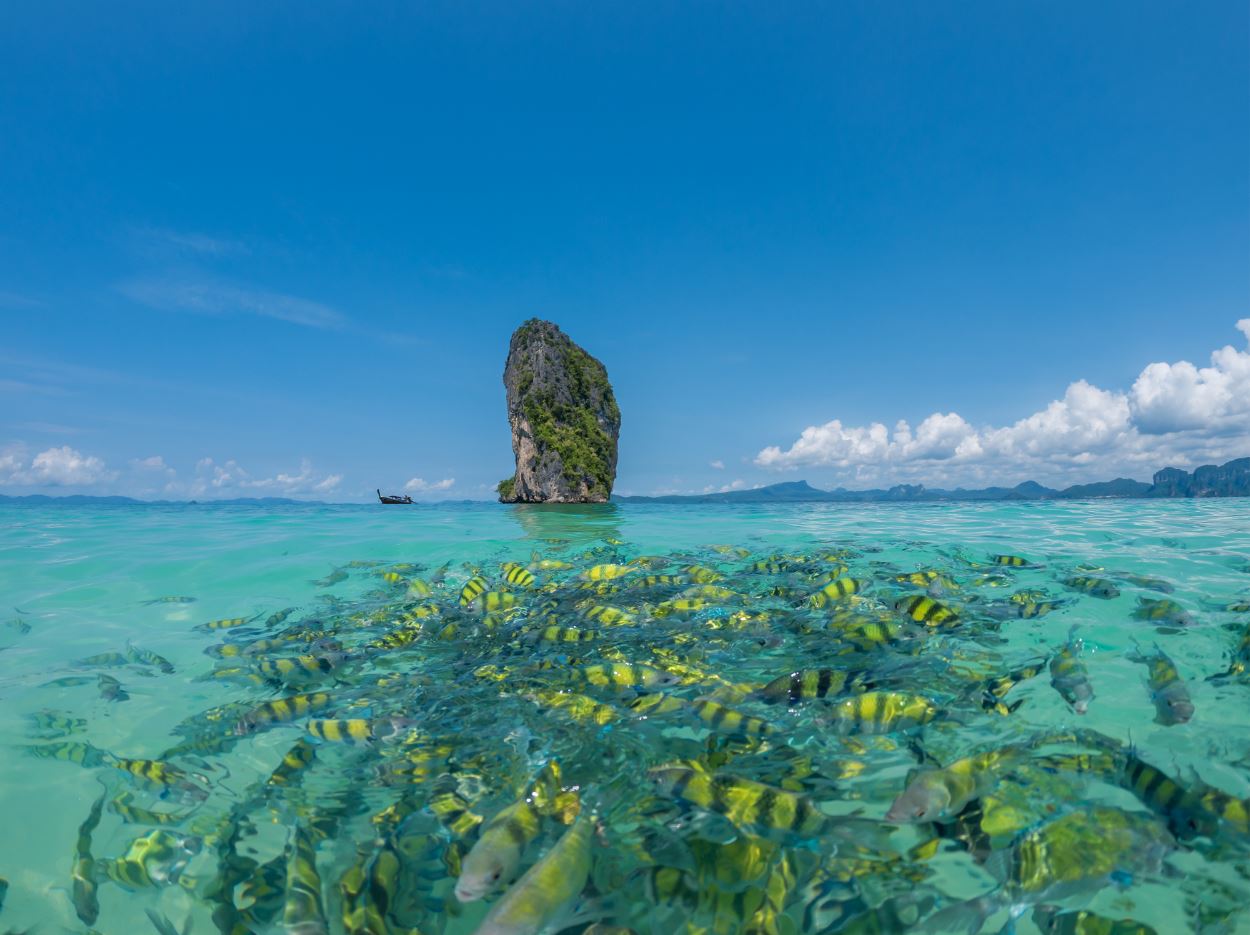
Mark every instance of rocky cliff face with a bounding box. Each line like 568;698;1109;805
1148;458;1250;497
498;320;620;503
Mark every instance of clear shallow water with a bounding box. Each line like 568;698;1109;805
1;500;1249;934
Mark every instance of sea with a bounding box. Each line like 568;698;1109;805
2;499;1249;934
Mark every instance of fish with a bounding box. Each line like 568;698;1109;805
1126;644;1193;724
1131;597;1196;628
1118;573;1174;594
809;577;869;607
264;606;298;627
312;569;348;587
1032;906;1159;935
684;564;722;584
887;745;1025;823
826;691;938;735
893;595;961;629
235;691;335;734
688;698;774;739
503;565;537;589
573;663;680;691
267;738;318;787
527;690;618;725
141;596;196;605
27;709;87;736
26;740;111;767
979;657;1049;715
928;807;1174;933
78;651;131;667
649;766;833;843
97;829;203;889
196;616;257;632
756;668;864;705
992;554;1036;567
306;717;407;744
1049;628;1094;714
72;793;106;924
284;824;329;935
127;643;175;673
1062;576;1121;599
109;791;190;826
584;563;632;581
456;765;573;903
460;575;489;606
97;673;130;702
471;812;594;935
580;604;635;627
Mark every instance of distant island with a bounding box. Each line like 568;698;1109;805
615;457;1250;504
3;457;1246;507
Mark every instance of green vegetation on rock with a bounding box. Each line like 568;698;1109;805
501;319;621;503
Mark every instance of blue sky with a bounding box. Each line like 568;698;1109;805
2;1;1247;500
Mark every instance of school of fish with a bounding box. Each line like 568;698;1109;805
13;538;1250;934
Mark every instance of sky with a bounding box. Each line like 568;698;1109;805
1;1;1247;501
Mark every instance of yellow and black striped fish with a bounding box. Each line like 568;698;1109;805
809;577;869;607
503;565;536;588
235;691;334;735
284;824;328;934
757;669;863;705
267;738;318;787
459;575;488;607
979;657;1049;714
827;692;937;735
894;595;960;629
72;793;105;925
649;766;829;842
690;699;773;739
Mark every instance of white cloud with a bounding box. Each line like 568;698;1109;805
188;457;342;498
0;445;114;486
0;445;345;499
404;477;455;494
702;479;752;494
756;320;1250;485
709;460;725;470
120;278;347;330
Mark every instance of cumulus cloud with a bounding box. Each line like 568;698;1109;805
709;460;725;470
756;320;1250;485
0;445;345;499
189;457;342;497
0;445;114;486
404;477;455;494
702;478;750;494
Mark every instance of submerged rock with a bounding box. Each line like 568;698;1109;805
498;319;621;503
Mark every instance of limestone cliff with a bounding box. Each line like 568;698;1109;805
498;320;620;503
1147;458;1250;497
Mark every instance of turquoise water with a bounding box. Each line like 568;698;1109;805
2;499;1250;934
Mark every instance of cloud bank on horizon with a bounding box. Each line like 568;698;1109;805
756;320;1250;487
